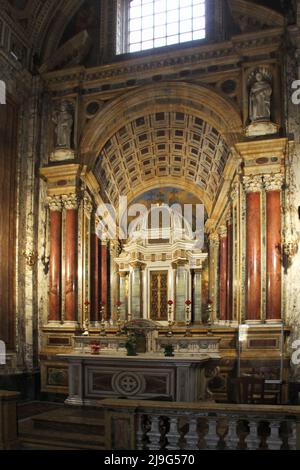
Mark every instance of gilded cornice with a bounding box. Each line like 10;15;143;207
41;28;284;92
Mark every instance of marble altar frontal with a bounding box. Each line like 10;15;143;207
61;352;220;405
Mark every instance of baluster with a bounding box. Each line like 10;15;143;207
258;421;270;450
280;421;294;450
237;419;250;450
216;418;229;450
184;417;199;450
207;418;218;450
178;417;189;450
226;419;238;450
197;417;209;450
246;420;260;450
166;416;179;450
159;416;169;449
136;414;144;450
137;414;151;450
267;421;281;450
290;422;297;450
147;415;161;450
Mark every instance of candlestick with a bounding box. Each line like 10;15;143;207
99;304;107;336
82;301;90;336
167;300;174;337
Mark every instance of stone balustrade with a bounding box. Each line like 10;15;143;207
103;399;300;450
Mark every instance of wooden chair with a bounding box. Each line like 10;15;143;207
233;376;265;404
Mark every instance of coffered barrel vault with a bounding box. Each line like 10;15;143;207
94;111;231;209
81;82;243;213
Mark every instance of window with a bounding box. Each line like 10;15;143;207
128;0;206;53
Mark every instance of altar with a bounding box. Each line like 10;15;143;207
62;351;220;405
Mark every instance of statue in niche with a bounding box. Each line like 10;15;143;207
52;101;73;149
249;72;272;123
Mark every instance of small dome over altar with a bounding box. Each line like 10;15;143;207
127;203;204;249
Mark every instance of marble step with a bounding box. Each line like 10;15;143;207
19;419;105;450
32;408;105;436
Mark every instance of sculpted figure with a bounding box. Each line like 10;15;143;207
52;102;73;148
249;72;272;122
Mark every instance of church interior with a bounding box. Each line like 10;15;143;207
1;0;300;451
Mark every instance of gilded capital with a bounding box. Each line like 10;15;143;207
218;225;227;238
83;194;93;214
263;173;284;192
230;182;239;202
62;193;79;210
209;232;220;245
243;175;263;193
47;195;62;212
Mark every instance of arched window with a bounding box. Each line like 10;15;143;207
118;0;206;54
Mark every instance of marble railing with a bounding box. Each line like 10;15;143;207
102;399;300;450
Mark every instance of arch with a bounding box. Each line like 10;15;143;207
120;178;211;214
80;81;243;168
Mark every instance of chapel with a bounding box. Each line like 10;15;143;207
1;0;300;451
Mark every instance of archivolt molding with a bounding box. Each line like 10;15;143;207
228;0;284;32
81;82;243;165
81;82;242;215
39;0;85;60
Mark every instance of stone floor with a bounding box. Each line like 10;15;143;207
18;403;105;450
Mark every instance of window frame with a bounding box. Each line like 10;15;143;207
117;0;208;56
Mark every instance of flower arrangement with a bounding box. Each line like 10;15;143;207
90;342;101;355
125;332;137;356
164;344;175;357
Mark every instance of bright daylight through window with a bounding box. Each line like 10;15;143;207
129;0;206;53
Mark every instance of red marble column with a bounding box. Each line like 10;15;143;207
246;192;261;321
101;242;108;319
266;191;281;320
226;220;233;321
90;234;100;322
49;201;62;322
219;227;228;321
64;200;78;322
